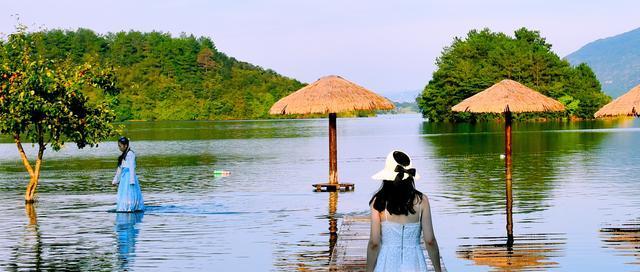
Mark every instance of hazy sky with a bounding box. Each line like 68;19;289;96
1;0;638;96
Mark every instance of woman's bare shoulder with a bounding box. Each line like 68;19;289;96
419;194;431;208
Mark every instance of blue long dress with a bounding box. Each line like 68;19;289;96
112;150;145;212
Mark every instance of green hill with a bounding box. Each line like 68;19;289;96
15;28;305;121
566;27;640;98
418;27;610;122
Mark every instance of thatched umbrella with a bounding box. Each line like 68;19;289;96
270;75;394;191
452;79;565;243
595;84;640;118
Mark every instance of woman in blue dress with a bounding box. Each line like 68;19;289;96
112;137;145;212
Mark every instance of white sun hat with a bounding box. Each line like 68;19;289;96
372;150;420;181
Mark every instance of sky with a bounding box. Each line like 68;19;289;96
1;0;638;99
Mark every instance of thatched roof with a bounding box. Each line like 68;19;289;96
269;75;395;115
594;84;640;118
451;79;565;114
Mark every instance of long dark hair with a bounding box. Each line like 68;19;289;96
369;151;423;215
117;136;130;167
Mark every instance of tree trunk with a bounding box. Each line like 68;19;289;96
21;138;45;204
15;135;35;178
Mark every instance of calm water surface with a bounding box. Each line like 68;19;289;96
1;114;639;271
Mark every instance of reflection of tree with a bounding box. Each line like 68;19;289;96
122;120;319;141
115;212;144;271
457;233;566;271
10;204;43;271
9;204;115;271
421;120;610;215
601;220;640;265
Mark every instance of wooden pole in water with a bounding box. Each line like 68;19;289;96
505;110;514;247
329;113;338;185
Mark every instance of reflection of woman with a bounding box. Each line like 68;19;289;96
367;151;442;272
115;212;143;270
112;137;145;212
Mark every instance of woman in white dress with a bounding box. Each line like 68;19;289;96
367;151;442;272
112;136;145;212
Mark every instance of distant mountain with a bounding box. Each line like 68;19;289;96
566;27;640;98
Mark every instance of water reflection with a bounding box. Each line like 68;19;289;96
328;191;339;256
272;191;342;271
115;212;144;271
3;116;640;271
457;233;566;271
421;120;610;216
601;220;640;265
506;162;514;247
8;204;116;271
119;120;324;141
10;204;43;271
423;121;607;271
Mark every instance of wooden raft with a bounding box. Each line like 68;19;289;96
329;216;447;272
313;183;355;192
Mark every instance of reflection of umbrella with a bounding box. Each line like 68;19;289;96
452;79;565;242
595;84;640;117
457;233;566;271
270;75;394;192
601;221;640;265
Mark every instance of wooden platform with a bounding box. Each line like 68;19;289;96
329;216;447;271
312;183;355;192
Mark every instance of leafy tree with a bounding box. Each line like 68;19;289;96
417;28;610;122
0;26;120;202
14;29;305;121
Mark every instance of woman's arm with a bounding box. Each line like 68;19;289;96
421;195;442;272
366;202;382;272
112;166;121;185
126;151;136;185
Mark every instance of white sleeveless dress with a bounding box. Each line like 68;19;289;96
374;214;428;272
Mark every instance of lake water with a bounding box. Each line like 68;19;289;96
1;114;639;271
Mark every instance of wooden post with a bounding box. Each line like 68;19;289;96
505;111;514;247
329;113;338;184
505;111;512;179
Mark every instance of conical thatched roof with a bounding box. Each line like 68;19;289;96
451;79;565;113
594;84;640;118
269;75;395;115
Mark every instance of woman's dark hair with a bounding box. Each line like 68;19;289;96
369;151;423;215
117;137;130;167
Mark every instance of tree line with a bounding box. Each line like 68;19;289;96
7;28;305;121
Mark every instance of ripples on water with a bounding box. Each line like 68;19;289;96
1;115;640;271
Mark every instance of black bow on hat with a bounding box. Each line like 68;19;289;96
394;165;416;181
